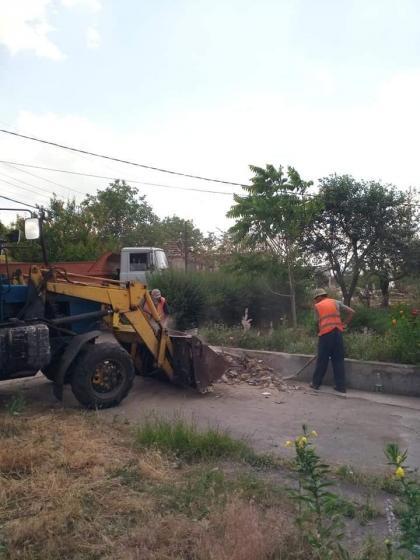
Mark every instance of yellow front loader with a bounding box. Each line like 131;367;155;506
1;266;225;409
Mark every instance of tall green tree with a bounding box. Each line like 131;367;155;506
82;180;158;248
9;181;160;262
305;175;417;305
153;216;204;270
371;235;420;306
11;198;101;262
227;164;315;327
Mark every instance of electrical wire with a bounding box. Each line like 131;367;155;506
0;170;58;199
0;128;248;187
0;195;38;209
0;159;237;196
0;178;51;201
3;161;82;195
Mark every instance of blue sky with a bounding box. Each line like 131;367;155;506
0;0;419;232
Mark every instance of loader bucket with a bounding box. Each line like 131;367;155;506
169;334;227;393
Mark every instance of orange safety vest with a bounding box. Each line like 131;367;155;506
315;298;344;336
144;296;166;320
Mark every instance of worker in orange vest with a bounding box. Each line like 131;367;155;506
143;288;170;328
310;288;355;393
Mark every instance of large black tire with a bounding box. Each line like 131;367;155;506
42;367;57;382
70;342;135;409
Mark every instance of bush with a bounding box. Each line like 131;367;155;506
148;269;207;329
348;306;390;335
385;443;420;556
200;324;317;355
389;306;420;365
344;332;396;363
201;324;418;364
149;269;303;330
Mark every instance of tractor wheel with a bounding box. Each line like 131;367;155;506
70;342;135;409
42;360;59;382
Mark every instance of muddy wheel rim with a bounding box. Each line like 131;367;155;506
91;359;125;397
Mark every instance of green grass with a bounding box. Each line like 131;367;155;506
200;324;317;354
200;323;419;364
324;495;356;519
233;472;287;507
5;393;26;416
335;464;403;496
153;467;228;519
133;416;267;464
356;500;380;525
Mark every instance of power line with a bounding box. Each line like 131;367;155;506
0;178;51;201
0;159;236;196
0;128;248;187
0;195;38;209
0;170;59;199
3;161;83;195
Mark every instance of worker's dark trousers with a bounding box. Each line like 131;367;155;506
312;328;346;390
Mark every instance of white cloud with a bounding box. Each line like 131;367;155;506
86;25;100;48
0;0;64;60
61;0;101;12
0;0;102;60
1;70;419;231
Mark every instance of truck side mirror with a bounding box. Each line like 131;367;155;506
25;218;40;240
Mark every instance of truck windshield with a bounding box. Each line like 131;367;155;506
155;250;168;269
129;252;149;271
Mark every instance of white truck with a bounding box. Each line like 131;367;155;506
118;247;169;283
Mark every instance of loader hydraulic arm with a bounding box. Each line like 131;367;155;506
46;279;174;379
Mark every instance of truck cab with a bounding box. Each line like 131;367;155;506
119;247;168;283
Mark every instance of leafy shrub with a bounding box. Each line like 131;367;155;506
344;332;396;363
201;325;418;364
385;443;420;556
148;269;207;329
285;426;349;559
348;306;391;335
389;307;420;365
149;269;300;329
200;324;317;354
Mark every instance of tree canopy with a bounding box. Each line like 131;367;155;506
3;180;215;263
304;175;418;305
227;164;316;325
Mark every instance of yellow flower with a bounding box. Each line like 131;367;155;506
396;454;403;464
310;430;318;437
395;466;405;479
392;319;397;326
297;436;308;448
285;440;293;448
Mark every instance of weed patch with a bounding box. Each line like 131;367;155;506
0;407;394;560
335;464;403;496
134;416;254;463
5;393;26;416
154;466;228;519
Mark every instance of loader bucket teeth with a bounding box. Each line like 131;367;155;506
169;334;227;393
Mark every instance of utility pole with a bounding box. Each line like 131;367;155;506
183;221;188;272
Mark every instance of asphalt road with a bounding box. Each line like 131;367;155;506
2;374;419;472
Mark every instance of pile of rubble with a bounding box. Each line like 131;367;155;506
218;352;301;392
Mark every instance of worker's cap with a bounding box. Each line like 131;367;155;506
313;288;328;300
151;289;161;298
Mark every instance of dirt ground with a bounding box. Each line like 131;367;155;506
2;373;419;473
